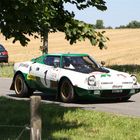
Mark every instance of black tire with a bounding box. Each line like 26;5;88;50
59;79;75;103
14;74;31;97
114;96;131;102
121;97;131;102
5;59;8;63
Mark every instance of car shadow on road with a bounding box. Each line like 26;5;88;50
8;91;135;105
76;99;135;104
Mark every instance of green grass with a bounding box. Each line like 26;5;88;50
0;63;14;77
0;97;140;140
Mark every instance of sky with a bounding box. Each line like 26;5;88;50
65;0;140;28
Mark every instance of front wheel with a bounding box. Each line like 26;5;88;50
59;79;75;103
121;96;131;102
14;74;32;97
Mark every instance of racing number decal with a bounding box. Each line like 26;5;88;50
44;70;48;86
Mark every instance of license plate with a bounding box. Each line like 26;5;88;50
112;89;123;93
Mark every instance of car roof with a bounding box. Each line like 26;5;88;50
31;53;89;63
44;53;89;57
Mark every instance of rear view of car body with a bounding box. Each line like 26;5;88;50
0;44;8;63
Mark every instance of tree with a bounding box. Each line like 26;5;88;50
95;19;104;29
127;20;140;28
105;26;113;29
115;20;140;29
115;25;126;29
0;0;108;53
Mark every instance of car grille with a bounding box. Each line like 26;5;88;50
100;90;130;98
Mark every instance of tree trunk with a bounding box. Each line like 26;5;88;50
42;32;48;54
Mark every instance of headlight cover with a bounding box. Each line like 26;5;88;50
131;75;137;85
88;76;96;86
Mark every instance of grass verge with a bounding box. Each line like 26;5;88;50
0;63;14;77
0;97;140;140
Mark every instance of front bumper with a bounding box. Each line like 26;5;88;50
75;86;140;100
0;56;8;62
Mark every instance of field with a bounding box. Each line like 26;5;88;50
1;29;140;65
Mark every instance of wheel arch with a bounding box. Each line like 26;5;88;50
58;76;73;87
10;71;26;90
58;76;76;102
58;76;73;94
58;76;78;95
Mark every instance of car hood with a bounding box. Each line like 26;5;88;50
89;67;134;87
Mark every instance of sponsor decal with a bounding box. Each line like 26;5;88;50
122;82;133;84
27;74;36;81
117;74;126;78
88;86;95;90
132;84;140;89
51;73;57;80
19;63;29;68
101;82;113;84
101;73;111;78
112;85;122;89
112;89;123;93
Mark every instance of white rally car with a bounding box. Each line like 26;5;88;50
10;53;140;102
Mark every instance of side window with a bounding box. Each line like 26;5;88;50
62;57;75;69
44;56;60;67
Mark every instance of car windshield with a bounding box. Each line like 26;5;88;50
62;56;102;73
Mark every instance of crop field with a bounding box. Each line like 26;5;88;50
1;29;140;65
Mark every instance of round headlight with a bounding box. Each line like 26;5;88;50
88;76;96;86
131;75;137;84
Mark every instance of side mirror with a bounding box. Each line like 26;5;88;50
101;61;105;66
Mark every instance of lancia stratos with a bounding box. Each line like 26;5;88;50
10;53;140;102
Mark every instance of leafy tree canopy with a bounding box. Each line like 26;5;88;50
127;20;140;28
0;0;108;51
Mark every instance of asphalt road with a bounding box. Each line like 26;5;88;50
0;78;140;117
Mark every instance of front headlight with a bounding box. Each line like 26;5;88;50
88;76;96;86
131;75;137;85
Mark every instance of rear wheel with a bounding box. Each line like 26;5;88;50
60;79;75;103
14;74;32;97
